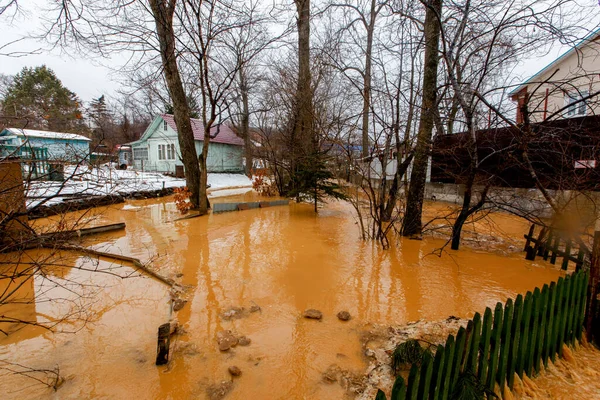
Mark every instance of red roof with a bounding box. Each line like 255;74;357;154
161;114;244;146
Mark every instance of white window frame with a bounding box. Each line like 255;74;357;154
163;120;168;131
158;143;176;160
564;90;588;117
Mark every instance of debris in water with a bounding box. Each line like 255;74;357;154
228;366;242;377
303;309;323;320
238;336;251;346
249;304;261;313
337;311;351;321
172;298;187;312
206;381;233;400
217;330;239;352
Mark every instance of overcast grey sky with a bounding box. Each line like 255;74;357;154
0;0;595;104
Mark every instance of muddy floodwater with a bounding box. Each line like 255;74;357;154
0;193;563;399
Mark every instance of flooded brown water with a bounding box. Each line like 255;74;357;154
0;194;564;399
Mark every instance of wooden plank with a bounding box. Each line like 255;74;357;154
536;227;548;256
497;298;514;390
439;335;455;400
508;294;524;388
466;313;482;374
562;239;572;270
543;231;553;260
550;235;560;264
517;291;533;377
543;282;557;367
430;345;445;400
478;308;493;384
525;288;541;376
406;363;420;400
534;285;549;373
450;327;467;387
486;303;504;393
524;224;535;251
417;351;434;400
551;277;565;361
391;375;407;400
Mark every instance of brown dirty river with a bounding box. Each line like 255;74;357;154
0;193;564;399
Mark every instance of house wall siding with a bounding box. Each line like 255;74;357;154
517;38;600;123
131;117;244;173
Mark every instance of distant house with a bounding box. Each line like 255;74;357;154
129;114;244;173
510;28;600;123
0;127;91;162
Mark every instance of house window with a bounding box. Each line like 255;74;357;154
564;90;588;117
158;143;176;160
133;147;148;160
163;120;168;131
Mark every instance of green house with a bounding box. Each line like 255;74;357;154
129;114;244;173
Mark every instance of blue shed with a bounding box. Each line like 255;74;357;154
0;128;91;163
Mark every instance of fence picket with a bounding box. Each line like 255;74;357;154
373;272;589;400
517;291;533;377
497;298;514;390
478;308;493;384
486;303;504;393
525;288;541;375
558;275;572;356
534;285;549;373
566;273;581;344
439;335;455;400
417;352;434;400
543;282;557;367
466;313;482;374
406;363;420;400
430;345;444;400
508;294;523;388
391;376;407;400
551;277;565;361
576;272;589;341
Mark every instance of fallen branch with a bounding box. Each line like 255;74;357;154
52;245;175;287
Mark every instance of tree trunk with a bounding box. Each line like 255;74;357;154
361;0;377;159
239;67;252;177
402;0;443;236
149;0;201;209
292;0;313;192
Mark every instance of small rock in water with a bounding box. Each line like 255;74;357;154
228;365;242;377
249;304;261;313
337;311;351;321
238;336;252;346
303;309;323;320
217;330;239;351
172;298;187;311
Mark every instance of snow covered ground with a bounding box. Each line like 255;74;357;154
25;164;253;209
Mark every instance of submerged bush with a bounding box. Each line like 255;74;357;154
391;339;431;375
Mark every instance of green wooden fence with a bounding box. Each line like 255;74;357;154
376;271;589;400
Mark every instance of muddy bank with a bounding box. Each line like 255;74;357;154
357;318;468;400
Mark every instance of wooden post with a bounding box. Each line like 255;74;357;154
562;239;572;270
585;231;600;345
524;224;535;252
156;323;171;365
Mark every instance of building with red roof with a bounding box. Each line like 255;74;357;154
129;114;244;174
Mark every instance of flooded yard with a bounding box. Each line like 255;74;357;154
0;194;563;399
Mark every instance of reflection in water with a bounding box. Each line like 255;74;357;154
0;195;562;399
